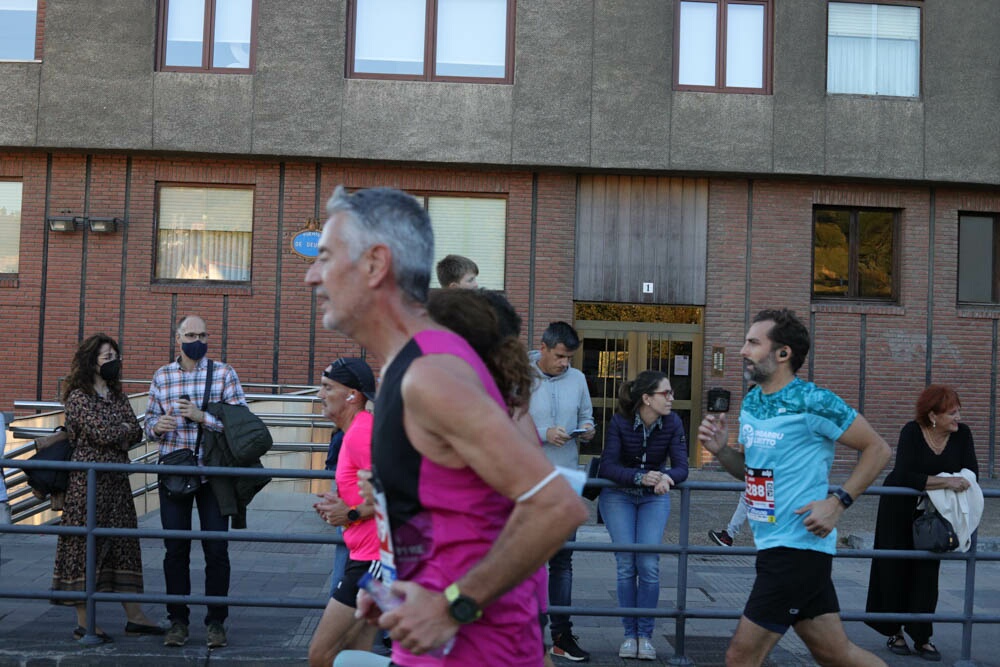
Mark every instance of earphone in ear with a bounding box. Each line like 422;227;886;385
346;394;356;403
779;350;788;359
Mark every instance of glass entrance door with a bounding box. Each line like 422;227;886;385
573;305;704;466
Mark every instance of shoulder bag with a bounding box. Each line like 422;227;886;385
158;360;214;499
25;427;73;496
912;498;959;553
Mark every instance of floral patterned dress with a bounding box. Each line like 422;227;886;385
51;388;144;600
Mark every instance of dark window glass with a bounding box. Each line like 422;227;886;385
958;214;1000;304
813;207;896;301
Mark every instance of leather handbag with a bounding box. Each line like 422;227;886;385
912;502;959;553
158;360;214;500
158;447;203;499
25;427;73;496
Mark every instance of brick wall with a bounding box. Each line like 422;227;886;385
701;178;998;478
2;152;997;475
0;153;577;413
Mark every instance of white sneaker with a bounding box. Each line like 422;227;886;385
619;638;638;658
637;638;657;660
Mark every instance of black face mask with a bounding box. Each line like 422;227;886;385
181;340;208;361
99;359;121;382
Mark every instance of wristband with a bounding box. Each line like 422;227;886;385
831;487;853;509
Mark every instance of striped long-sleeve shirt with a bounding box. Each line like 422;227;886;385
144;356;246;459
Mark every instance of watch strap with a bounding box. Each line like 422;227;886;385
831;487;853;509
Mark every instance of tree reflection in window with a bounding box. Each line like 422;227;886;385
813;207;895;300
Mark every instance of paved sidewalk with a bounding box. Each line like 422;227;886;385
0;471;997;666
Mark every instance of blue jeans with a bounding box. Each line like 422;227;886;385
547;529;576;638
598;487;671;638
159;483;230;625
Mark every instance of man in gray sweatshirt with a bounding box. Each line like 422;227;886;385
529;321;595;662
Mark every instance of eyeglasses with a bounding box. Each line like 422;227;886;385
650;389;674;398
181;332;209;341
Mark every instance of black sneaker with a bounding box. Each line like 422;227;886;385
709;529;734;547
551;633;590;662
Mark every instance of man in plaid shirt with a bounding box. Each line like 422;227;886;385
144;315;246;649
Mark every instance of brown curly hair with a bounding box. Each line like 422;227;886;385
62;333;122;401
427;289;533;415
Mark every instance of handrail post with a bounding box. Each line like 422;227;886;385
668;483;693;666
953;532;978;667
78;466;102;645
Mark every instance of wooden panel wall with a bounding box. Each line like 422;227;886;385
575;175;708;305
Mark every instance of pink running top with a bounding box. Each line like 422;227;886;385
371;329;544;666
335;410;378;561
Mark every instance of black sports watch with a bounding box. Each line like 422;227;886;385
444;583;482;624
831;488;853;509
346;506;362;523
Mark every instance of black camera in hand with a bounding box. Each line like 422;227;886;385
707;387;731;413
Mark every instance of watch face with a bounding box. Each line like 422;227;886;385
347;509;361;522
450;596;480;624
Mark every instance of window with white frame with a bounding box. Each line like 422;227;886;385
0;181;22;275
349;0;513;82
0;0;38;61
827;2;920;97
958;213;1000;304
675;0;772;93
158;0;256;72
425;196;506;289
155;185;253;282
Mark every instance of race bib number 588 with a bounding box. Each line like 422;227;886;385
745;467;775;523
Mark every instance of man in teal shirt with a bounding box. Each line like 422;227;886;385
698;308;891;667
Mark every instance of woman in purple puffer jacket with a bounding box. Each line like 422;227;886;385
598;370;689;661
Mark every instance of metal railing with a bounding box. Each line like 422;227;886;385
0;454;996;662
3;390;333;522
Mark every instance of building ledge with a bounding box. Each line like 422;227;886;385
811;302;904;316
149;282;253;296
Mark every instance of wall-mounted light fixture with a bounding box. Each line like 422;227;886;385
88;217;124;233
47;215;84;232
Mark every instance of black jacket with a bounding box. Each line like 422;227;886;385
204;402;273;529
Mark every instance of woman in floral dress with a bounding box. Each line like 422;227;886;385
52;333;162;641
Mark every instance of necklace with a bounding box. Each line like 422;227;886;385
920;425;949;454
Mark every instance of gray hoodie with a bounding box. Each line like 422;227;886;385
528;349;594;470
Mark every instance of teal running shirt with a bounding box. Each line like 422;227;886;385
738;378;857;554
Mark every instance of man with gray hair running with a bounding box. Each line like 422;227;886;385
305;186;587;666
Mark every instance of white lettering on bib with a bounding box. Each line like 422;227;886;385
745;467;776;523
